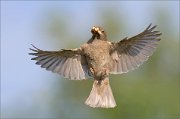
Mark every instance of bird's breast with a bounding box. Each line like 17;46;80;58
82;40;110;70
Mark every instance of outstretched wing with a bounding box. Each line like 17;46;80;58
109;24;162;74
29;45;92;80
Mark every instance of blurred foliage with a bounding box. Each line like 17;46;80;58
38;3;179;119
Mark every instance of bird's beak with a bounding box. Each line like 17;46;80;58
91;26;100;35
93;27;99;32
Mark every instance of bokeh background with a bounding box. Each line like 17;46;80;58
1;1;179;119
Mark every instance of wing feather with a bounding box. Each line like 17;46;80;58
110;24;161;74
29;46;92;80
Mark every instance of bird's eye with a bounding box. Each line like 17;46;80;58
101;30;104;33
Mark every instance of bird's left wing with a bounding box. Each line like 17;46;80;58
109;24;161;74
29;45;92;80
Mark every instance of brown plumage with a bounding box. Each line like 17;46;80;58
29;24;161;108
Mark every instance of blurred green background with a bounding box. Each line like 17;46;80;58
1;1;179;119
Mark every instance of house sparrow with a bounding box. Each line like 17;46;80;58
29;24;161;108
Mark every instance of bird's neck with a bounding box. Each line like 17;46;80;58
87;35;107;44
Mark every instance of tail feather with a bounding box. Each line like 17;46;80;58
85;78;116;108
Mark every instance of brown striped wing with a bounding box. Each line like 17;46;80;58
29;45;92;80
110;24;161;74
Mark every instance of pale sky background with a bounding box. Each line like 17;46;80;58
1;1;179;118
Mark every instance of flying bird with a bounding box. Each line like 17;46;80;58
29;24;161;108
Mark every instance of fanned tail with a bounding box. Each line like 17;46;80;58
85;77;116;108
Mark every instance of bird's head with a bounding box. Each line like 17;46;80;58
91;26;107;40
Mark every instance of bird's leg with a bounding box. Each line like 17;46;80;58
94;68;109;85
90;67;95;76
102;68;109;78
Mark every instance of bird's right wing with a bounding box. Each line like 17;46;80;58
29;45;92;80
109;24;161;74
